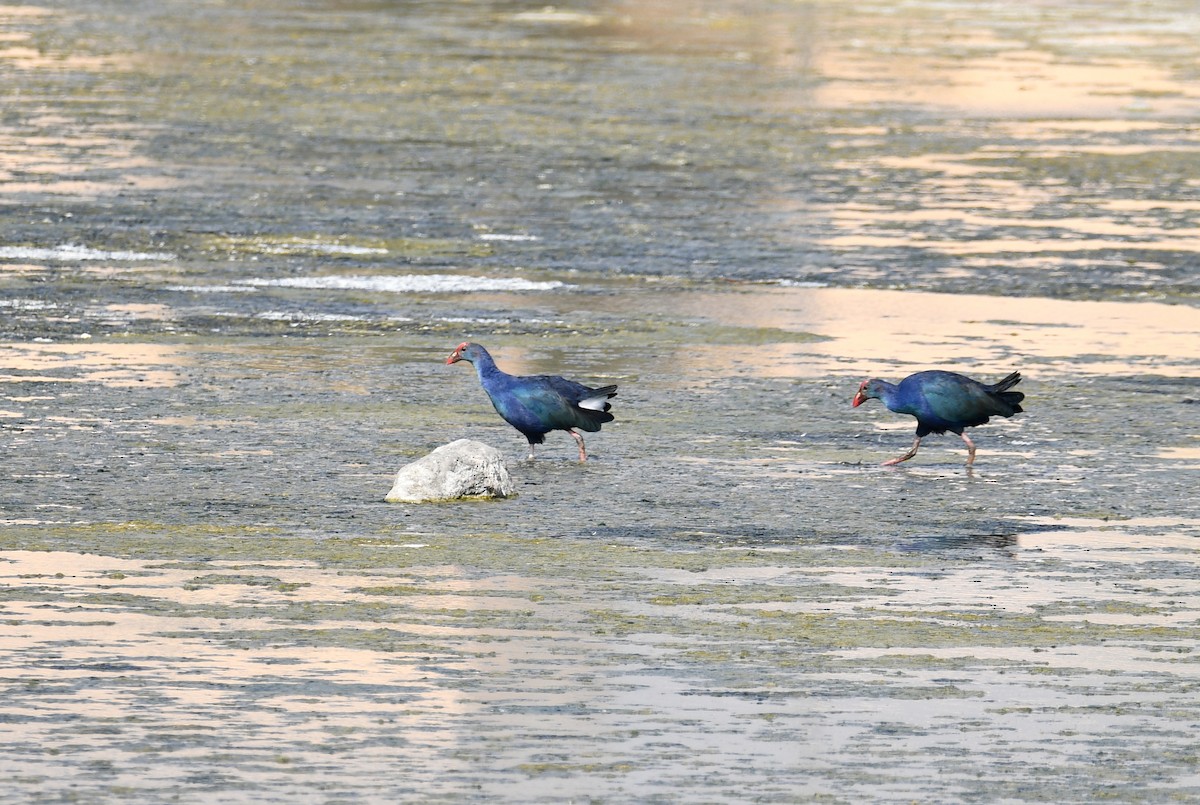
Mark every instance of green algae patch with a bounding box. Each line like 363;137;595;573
154;626;467;656
516;760;638;777
583;603;1200;654
977;149;1200;188
680;323;831;346
870;685;984;700
350;584;428;597
644;579;899;607
828;653;1034;672
0;522;286;559
182;574;311;593
741;608;1200;650
1036;599;1171;617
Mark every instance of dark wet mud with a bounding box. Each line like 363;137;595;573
3;1;1200;802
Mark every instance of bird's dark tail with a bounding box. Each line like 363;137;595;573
989;371;1024;413
579;385;618;412
992;371;1021;392
576;385;618;429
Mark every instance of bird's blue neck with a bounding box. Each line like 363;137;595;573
469;349;507;385
875;380;911;412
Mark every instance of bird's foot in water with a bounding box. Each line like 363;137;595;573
881;436;921;466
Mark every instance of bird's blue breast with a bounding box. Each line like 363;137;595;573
482;374;571;436
489;394;548;435
895;371;994;434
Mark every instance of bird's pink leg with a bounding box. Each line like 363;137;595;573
960;432;977;466
526;443;537;461
882;436;921;466
568;430;588;462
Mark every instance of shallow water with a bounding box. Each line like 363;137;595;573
3;1;1200;802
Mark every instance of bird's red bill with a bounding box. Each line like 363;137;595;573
446;343;466;364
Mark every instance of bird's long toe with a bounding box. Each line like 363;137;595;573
881;436;921;466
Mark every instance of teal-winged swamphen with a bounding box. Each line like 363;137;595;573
446;342;618;461
851;370;1024;466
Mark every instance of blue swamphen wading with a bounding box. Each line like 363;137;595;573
851;370;1024;466
446;342;618;461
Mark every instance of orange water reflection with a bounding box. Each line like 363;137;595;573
0;7;172;201
0;551;472;759
0;341;186;387
0;6;132;72
602;1;1200;118
818;47;1200;118
775;287;1200;377
472;285;1200;379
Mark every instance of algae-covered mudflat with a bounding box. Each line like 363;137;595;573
3;0;1200;802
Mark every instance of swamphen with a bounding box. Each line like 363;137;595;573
446;342;617;461
851;370;1024;466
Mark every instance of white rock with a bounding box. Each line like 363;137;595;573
385;439;515;502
